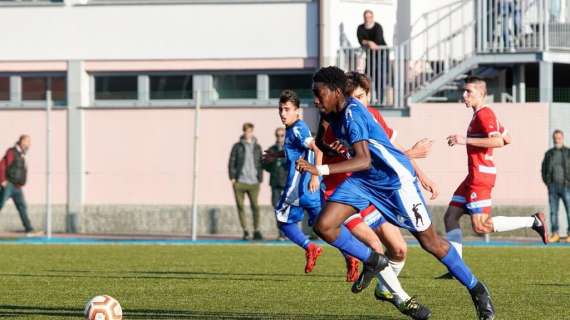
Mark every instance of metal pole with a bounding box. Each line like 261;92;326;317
45;79;53;239
191;90;201;241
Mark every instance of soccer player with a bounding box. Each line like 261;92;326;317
264;90;324;273
298;67;495;320
439;76;547;277
318;72;433;319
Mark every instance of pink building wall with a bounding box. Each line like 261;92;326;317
0;103;549;207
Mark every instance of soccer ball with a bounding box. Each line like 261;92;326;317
84;295;122;320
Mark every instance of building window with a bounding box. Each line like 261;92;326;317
95;76;138;100
213;74;257;99
22;76;66;104
0;77;9;101
269;74;313;100
150;75;193;100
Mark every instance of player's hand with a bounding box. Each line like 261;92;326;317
410;138;433;158
446;134;466;146
262;149;277;163
419;175;439;200
296;159;318;176
309;176;320;193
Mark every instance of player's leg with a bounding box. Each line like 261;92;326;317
466;187;547;244
444;205;467;258
372;179;494;319
315;201;389;291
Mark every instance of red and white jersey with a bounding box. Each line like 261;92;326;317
465;106;507;186
322;106;395;196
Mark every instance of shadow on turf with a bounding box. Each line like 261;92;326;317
0;305;399;319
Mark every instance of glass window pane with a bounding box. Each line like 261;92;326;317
269;74;313;100
21;76;66;104
213;75;256;99
0;77;9;101
22;77;46;101
95;76;138;100
150;75;193;100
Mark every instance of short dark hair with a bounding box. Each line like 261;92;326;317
464;76;487;95
313;66;348;94
553;129;564;136
346;72;371;95
279;89;300;109
242;122;254;131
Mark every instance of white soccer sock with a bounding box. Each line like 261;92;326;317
492;216;535;232
376;266;411;302
447;228;463;258
390;259;405;276
376;259;406;293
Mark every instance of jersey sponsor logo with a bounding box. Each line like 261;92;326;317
470;192;478;200
412;203;424;226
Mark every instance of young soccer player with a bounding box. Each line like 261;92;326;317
298;67;495;320
318;72;433;319
264;90;324;273
438;76;547;278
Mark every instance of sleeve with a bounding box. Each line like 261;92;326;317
346;108;370;145
478;109;502;137
293;124;314;150
368;107;395;141
541;151;549;184
356;25;366;46
0;149;13;184
376;23;387;46
228;144;238;180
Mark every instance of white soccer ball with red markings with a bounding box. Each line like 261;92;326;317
84;295;122;320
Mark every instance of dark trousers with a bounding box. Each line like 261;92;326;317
0;182;33;232
271;187;285;237
233;182;260;233
548;184;570;234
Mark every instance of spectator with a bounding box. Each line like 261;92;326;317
228;123;263;240
0;135;38;236
357;9;388;104
541;129;570;243
262;127;288;240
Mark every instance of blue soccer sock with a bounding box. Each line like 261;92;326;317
279;223;310;249
330;225;372;262
440;245;478;289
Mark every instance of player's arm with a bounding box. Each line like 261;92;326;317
297;140;371;176
447;133;505;148
306;139;323;193
403;138;433;159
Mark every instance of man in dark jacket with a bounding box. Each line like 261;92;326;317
357;9;389;104
228;123;263;240
0;135;37;235
541;129;570;243
262;127;287;240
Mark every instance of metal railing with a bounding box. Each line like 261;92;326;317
337;0;570;107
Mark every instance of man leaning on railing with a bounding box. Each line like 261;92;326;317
357;9;388;105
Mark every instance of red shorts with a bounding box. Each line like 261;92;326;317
449;178;493;215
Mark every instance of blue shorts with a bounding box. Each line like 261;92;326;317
275;192;322;225
329;177;432;232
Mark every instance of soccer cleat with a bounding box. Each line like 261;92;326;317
469;282;495;320
435;272;454;280
304;243;323;273
398;297;432;320
345;256;360;282
531;212;548;245
548;233;560;243
351;252;389;293
374;288;401;306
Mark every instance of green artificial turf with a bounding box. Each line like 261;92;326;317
0;244;567;319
